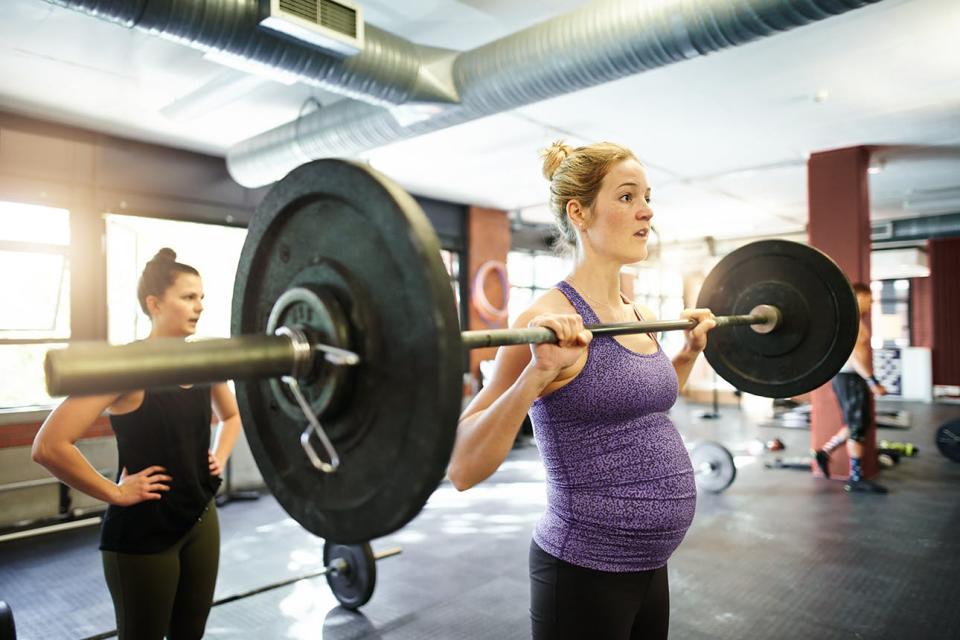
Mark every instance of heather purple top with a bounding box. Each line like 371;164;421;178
529;282;697;572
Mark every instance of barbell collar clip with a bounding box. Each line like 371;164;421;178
282;374;341;474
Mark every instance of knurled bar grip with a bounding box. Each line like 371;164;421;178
460;312;769;350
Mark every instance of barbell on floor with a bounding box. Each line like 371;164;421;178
0;600;14;640
44;159;859;544
690;441;737;494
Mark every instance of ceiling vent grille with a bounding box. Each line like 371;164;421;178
261;0;363;57
320;0;357;36
278;0;316;22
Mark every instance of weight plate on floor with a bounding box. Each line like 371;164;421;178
324;541;377;610
0;600;15;640
691;441;736;493
696;240;859;398
936;419;960;463
233;159;463;544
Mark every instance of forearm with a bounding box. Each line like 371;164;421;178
212;416;242;463
33;444;119;504
672;349;699;390
851;344;875;380
449;366;552;491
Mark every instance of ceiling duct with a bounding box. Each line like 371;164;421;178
43;0;459;106
226;0;884;187
872;212;960;244
44;0;884;188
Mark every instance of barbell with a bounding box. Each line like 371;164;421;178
690;441;737;494
44;159;859;544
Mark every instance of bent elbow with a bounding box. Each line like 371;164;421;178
31;440;50;467
446;465;476;492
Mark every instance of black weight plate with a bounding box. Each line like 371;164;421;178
324;541;377;610
696;240;859;398
0;600;15;640
690;441;736;493
232;159;463;543
936;419;960;463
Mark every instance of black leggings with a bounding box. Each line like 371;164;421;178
529;540;670;640
102;504;220;640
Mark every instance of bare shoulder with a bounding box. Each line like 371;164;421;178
515;288;576;326
634;302;658;321
108;390;145;416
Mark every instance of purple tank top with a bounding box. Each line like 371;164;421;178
529;282;697;572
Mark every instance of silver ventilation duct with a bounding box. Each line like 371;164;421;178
44;0;459;106
227;0;883;187
46;0;883;188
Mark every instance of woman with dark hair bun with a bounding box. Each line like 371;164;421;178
33;248;241;640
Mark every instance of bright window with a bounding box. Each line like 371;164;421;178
629;265;685;356
0;202;71;409
507;251;572;325
440;249;463;326
105;214;247;344
871;279;911;349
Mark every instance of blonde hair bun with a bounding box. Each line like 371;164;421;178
541;140;573;180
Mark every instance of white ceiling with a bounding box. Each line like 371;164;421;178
1;0;958;242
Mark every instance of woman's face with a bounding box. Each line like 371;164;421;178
149;273;204;336
580;158;653;264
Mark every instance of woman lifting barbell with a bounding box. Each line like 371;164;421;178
448;141;717;640
32;249;241;640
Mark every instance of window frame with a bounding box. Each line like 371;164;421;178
0;204;73;411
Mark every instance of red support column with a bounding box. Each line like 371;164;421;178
929;237;960;385
807;146;877;480
467;206;511;386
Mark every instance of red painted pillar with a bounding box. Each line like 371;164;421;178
807;146;877;480
467;206;510;385
929;237;960;385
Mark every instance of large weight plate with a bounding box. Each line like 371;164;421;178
233;159;463;543
690;441;736;493
324;541;377;610
0;600;15;640
696;240;859;398
936;419;960;463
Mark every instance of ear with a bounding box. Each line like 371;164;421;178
566;199;588;231
145;294;163;317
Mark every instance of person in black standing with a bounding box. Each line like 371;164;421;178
33;248;242;639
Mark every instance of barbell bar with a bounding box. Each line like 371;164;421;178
42;159;859;544
45;308;780;397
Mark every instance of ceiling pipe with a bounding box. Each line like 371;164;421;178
226;0;884;188
42;0;459;106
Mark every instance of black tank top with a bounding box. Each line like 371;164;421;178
100;385;221;553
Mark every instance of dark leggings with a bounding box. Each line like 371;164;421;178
102;504;220;640
529;540;670;640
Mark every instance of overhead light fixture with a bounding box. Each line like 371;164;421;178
867;158;885;175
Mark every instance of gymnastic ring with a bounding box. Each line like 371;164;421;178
472;260;510;326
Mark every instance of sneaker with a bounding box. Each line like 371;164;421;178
813;449;831;479
844;479;889;494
